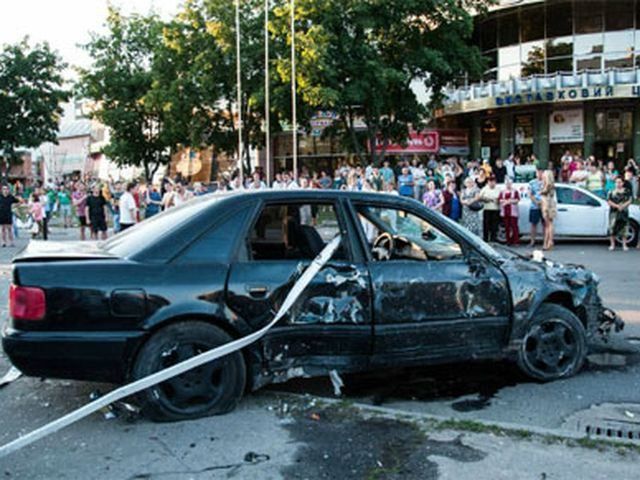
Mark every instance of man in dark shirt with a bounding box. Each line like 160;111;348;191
85;185;108;240
0;185;19;247
494;158;508;184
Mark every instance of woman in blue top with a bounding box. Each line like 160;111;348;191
145;185;162;219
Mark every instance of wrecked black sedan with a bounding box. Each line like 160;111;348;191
2;190;622;420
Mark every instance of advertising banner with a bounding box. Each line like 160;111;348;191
549;109;584;144
374;130;439;154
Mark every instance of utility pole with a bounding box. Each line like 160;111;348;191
265;0;271;185
290;0;298;180
235;0;244;186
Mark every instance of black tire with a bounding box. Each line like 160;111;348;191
132;321;246;422
616;220;639;247
516;304;587;382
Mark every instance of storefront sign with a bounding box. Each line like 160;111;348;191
444;84;640;115
310;110;339;137
438;129;469;156
375;130;439;154
549;109;584;144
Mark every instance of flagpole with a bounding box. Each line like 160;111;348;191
264;0;271;185
290;0;297;180
235;0;244;186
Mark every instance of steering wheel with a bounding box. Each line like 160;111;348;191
372;232;395;261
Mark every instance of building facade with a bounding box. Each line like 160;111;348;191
439;0;640;167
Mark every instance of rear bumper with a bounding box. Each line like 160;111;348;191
1;325;147;383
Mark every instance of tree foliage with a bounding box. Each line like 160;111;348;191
0;39;68;162
78;9;170;181
271;0;490;164
79;0;491;175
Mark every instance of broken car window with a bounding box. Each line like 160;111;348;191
249;203;345;261
357;206;463;261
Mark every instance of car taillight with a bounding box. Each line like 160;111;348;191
9;284;46;321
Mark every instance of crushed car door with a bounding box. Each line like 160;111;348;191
226;200;372;375
352;202;511;364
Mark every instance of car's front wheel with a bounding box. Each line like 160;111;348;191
517;304;587;381
131;321;246;421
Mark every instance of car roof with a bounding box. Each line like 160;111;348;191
210;189;415;205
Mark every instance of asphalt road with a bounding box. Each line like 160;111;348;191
0;232;639;479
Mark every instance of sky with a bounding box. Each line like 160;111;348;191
0;0;182;71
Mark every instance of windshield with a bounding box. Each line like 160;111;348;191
431;211;504;261
101;194;220;258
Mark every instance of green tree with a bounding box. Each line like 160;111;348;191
78;8;171;182
271;0;490;165
0;39;68;164
160;0;281;174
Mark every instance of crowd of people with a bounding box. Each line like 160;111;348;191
0;176;210;247
0;150;637;252
226;151;639;252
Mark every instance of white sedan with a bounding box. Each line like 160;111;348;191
498;183;640;246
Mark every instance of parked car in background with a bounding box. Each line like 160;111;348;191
498;183;640;246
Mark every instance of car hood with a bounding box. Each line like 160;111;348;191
13;240;117;263
495;245;598;289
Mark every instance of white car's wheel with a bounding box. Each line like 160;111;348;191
617;220;639;247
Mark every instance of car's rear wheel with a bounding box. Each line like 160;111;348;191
516;304;586;381
132;321;246;421
616;220;639;247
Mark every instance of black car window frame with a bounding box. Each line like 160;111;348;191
349;199;478;264
238;199;354;263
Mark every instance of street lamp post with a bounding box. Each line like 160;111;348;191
290;0;298;180
235;0;244;186
265;0;271;185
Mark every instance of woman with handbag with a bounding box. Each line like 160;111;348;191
460;176;483;237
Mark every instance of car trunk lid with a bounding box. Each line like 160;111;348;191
13;240;118;263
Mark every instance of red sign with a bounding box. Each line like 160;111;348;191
374;130;440;154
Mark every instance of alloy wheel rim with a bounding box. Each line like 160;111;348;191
154;341;229;415
522;318;579;378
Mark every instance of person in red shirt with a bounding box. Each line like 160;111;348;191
499;178;521;246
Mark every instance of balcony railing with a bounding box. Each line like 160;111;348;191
445;67;640;104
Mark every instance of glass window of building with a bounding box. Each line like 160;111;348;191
546;1;573;37
575;33;604;55
498;45;520;68
520;6;544;42
596;109;633;140
480;17;497;52
521;41;545;75
547;57;574;73
576;55;602;71
575;0;604;34
546;37;574;58
605;1;634;31
498;63;522;81
604;30;635;53
604;52;633;69
485;50;498;70
498;11;519;47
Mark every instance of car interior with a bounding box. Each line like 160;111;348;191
249;203;343;261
